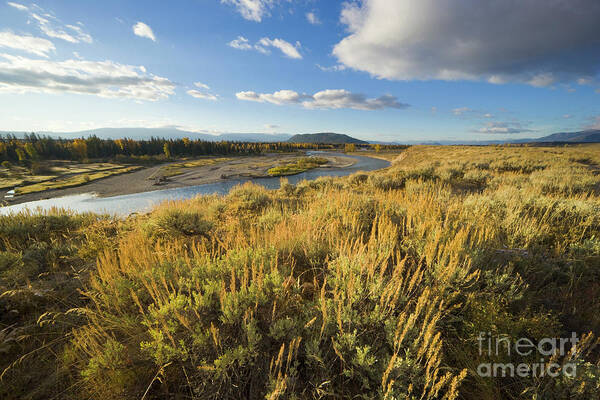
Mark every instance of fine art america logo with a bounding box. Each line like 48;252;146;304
477;332;579;378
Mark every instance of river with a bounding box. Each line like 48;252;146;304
0;152;389;216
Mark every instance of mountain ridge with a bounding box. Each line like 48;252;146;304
287;132;368;144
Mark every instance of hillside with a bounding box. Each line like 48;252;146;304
535;129;600;143
288;132;368;144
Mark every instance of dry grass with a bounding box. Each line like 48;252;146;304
1;144;599;399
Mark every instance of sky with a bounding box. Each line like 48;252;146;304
0;0;599;142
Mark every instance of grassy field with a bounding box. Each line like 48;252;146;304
1;144;599;399
267;156;328;176
1;162;143;196
15;166;143;195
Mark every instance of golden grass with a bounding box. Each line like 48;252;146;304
1;144;600;399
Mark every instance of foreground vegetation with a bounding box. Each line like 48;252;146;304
1;144;599;399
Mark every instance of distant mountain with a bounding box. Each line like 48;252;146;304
534;130;600;143
218;133;292;142
288;132;368;144
393;129;600;145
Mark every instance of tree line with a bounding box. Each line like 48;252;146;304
0;134;326;163
0;134;409;164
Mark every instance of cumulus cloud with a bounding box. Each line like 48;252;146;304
228;36;252;50
133;22;156;41
256;38;301;59
221;0;273;22
333;0;600;86
0;31;55;57
186;82;218;100
306;12;320;25
229;36;302;59
0;53;175;101
477;121;534;134
9;2;93;44
236;89;308;104
236;89;408;110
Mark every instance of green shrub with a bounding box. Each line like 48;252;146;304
227;182;271;212
143;207;213;239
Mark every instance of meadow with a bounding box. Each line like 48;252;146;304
1;144;599;399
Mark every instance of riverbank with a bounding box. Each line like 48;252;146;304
1;152;356;206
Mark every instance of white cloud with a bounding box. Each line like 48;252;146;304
0;31;55;57
133;22;156;41
229;36;302;59
477;121;534;134
194;82;210;90
228;36;252;50
221;0;273;22
333;0;600;86
452;107;498;119
236;89;408;110
187;82;218;101
264;123;280;131
257;37;301;59
0;53;175;101
65;24;92;44
577;78;593;85
187;90;217;100
236;89;308;104
316;64;346;72
306;12;320;25
7;1;28;11
10;3;93;44
527;73;556;88
452;107;472;116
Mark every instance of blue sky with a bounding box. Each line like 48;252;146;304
0;0;599;142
